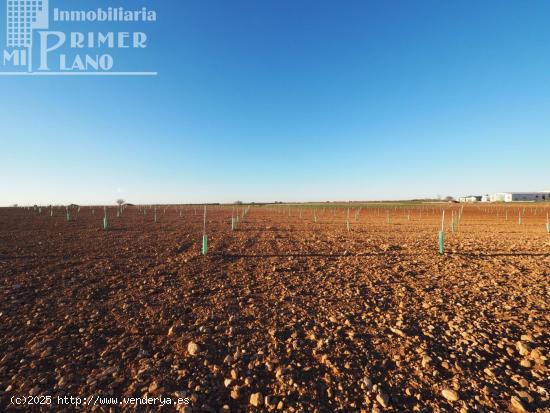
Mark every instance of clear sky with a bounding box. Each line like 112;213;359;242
2;0;550;205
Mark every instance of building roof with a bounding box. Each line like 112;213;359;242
503;192;548;195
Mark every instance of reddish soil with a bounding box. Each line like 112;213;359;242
0;204;548;412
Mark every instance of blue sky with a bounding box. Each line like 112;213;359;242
1;0;550;205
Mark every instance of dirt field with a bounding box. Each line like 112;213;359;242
0;204;548;412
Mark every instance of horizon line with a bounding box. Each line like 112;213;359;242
5;199;550;208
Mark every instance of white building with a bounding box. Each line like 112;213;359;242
458;196;481;203
491;192;550;202
489;193;506;202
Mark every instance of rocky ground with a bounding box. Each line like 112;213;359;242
0;204;548;412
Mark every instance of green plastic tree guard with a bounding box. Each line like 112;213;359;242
202;234;208;255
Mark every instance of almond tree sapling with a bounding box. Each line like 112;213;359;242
103;208;109;230
450;210;457;233
439;210;445;255
202;205;208;255
231;206;236;231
